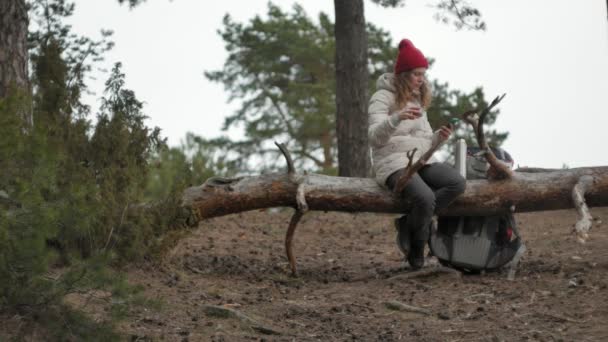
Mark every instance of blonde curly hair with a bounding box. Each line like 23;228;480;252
394;71;432;110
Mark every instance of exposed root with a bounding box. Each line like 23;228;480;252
572;175;594;243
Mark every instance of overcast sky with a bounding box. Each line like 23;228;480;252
68;0;608;169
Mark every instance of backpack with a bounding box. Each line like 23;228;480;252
465;146;514;179
429;146;525;273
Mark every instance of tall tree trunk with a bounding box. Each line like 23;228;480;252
320;130;334;173
334;0;371;177
0;0;31;125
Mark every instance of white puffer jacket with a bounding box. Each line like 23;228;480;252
368;73;438;187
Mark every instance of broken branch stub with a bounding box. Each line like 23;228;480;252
462;94;513;180
572;175;594;244
394;131;452;194
393;148;417;193
275;141;295;175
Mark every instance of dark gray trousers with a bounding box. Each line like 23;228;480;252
386;163;466;241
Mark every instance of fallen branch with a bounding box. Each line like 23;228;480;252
201;304;282;335
388;266;461;281
535;310;586;324
384;300;431;315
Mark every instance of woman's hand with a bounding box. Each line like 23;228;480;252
395;105;422;121
437;124;453;141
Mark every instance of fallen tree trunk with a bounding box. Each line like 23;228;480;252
180;164;608;276
182;166;608;219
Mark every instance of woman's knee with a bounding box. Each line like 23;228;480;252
454;175;466;195
412;187;436;213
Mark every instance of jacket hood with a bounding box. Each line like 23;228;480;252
376;73;396;93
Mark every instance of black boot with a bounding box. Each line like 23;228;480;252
408;240;426;270
394;215;410;257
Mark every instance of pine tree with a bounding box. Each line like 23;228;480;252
0;1;169;338
334;0;371;177
207;2;506;174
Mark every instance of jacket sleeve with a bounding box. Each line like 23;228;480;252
368;91;398;148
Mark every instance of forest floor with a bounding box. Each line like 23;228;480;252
114;207;608;341
7;207;608;341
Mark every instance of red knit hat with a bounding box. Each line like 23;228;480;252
394;39;428;74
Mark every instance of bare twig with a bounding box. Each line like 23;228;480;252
447;0;486;30
405;149;416;170
184;263;207;275
442;329;478;334
394;131;452;193
388;266;462;281
535;310;586;324
476;94;505;152
384;300;431;315
393;149;419;192
461;110;480;146
433;0;486;31
201;305;282;335
462;94;513;180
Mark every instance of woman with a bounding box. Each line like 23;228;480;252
368;38;466;269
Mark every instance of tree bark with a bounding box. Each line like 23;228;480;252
333;0;371;177
0;0;31;125
182;167;608;221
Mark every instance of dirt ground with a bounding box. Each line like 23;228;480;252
4;207;603;341
104;206;608;342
